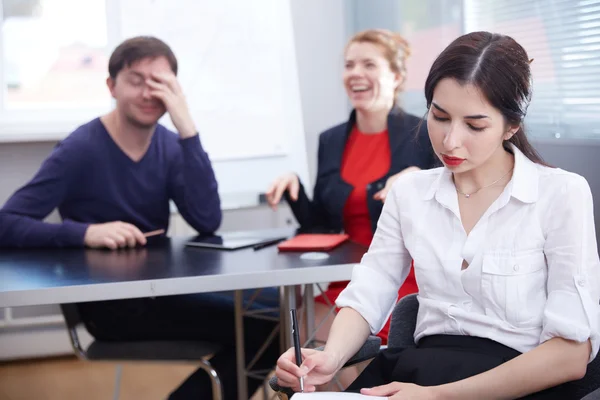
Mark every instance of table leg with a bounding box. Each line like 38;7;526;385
279;285;297;349
234;290;248;400
304;284;315;347
279;286;287;354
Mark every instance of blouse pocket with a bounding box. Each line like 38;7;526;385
481;250;547;328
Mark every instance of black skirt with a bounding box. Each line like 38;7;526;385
346;335;572;399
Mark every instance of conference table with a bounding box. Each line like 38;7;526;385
0;230;367;399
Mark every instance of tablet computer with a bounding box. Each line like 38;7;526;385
185;232;288;251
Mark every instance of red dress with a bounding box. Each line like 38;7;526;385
313;126;418;344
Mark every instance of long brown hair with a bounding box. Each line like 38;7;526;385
424;31;547;165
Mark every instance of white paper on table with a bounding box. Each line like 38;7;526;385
291;393;387;399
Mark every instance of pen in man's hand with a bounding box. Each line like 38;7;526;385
143;229;165;238
290;308;304;392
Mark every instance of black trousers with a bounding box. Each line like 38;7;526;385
77;289;281;400
347;335;572;399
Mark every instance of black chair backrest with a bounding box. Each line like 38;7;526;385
567;355;600;399
387;294;419;349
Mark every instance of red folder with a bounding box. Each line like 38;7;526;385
277;233;350;252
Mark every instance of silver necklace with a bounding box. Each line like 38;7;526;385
454;167;514;198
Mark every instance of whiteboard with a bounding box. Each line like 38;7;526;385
117;0;311;199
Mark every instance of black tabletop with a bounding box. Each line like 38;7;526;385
0;235;368;306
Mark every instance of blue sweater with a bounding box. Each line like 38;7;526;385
0;118;222;248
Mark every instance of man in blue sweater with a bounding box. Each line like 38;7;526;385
0;37;221;247
0;37;279;399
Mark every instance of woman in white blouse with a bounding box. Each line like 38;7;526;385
275;31;600;399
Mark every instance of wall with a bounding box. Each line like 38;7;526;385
288;0;349;184
348;0;401;33
0;142;57;208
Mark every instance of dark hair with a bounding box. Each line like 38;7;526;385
424;31;547;165
108;36;178;79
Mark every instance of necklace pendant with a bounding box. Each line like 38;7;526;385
465;194;470;198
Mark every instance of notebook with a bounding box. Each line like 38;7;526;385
292;393;385;399
277;234;349;252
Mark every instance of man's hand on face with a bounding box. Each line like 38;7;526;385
146;72;198;139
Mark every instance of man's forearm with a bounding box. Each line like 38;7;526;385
0;211;88;248
174;136;222;233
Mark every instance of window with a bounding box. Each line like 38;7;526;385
0;0;112;140
464;0;600;140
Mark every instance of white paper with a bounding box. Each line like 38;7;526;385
292;393;387;400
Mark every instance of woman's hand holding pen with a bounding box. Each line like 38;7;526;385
275;347;341;392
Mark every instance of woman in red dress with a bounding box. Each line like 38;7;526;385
266;29;438;388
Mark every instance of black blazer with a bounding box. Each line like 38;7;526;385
285;108;439;234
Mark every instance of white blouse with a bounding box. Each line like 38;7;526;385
336;145;600;361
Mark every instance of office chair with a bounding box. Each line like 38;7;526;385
269;294;600;400
60;303;224;400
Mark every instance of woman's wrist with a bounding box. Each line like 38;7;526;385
322;347;345;372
